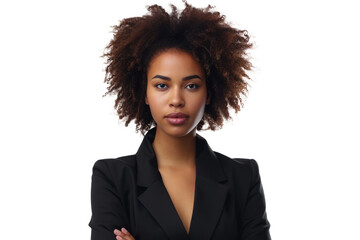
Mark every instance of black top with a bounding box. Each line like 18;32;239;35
89;128;271;240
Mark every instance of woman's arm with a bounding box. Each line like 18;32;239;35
89;160;131;240
239;159;271;240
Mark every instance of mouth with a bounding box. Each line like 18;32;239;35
165;112;189;125
165;112;189;118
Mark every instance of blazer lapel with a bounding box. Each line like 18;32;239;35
188;134;228;240
138;180;190;240
136;128;228;240
136;128;189;239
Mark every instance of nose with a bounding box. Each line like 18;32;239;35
169;86;185;108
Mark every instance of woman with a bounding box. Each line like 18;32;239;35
89;2;271;240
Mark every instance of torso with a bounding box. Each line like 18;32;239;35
158;165;196;234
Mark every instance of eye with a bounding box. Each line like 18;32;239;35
155;83;168;89
186;84;199;90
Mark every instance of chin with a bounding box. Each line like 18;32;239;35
157;124;197;138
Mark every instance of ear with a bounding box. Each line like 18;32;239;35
145;95;149;105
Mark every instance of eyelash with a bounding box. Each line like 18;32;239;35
154;83;199;90
186;84;198;90
155;83;168;89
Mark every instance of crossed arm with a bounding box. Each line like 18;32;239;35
113;228;135;240
90;159;270;240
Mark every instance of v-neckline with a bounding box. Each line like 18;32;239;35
158;165;196;236
136;127;229;240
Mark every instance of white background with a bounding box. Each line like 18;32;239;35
1;0;359;239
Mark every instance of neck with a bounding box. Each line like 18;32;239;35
152;128;196;170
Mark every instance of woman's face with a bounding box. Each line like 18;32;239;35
145;49;209;138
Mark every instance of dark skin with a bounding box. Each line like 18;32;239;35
103;4;252;134
114;49;210;239
101;3;252;239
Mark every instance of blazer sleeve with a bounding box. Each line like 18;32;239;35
239;159;271;240
89;160;130;240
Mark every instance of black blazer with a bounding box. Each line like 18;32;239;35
89;128;271;240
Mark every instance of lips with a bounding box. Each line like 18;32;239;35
165;112;189;118
165;112;189;125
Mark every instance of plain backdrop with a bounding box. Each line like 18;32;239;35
0;0;359;239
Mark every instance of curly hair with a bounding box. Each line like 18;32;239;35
103;2;252;134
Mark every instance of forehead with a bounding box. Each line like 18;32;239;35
147;49;205;78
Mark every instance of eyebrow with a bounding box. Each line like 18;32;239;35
151;75;202;81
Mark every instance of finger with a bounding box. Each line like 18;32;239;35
121;228;135;240
115;233;133;240
113;228;135;240
114;228;129;237
114;229;122;236
121;228;130;235
114;231;126;240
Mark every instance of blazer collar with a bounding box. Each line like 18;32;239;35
136;127;228;240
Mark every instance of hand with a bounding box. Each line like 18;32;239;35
114;228;135;240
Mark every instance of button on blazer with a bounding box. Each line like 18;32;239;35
89;128;271;240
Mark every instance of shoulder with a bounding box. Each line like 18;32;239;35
214;151;256;169
214;151;260;182
93;154;136;168
91;155;137;180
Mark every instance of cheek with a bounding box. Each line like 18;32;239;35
146;92;164;116
190;92;207;116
